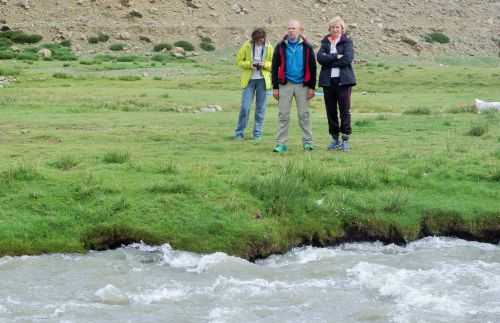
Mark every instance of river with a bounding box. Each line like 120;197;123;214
0;237;499;323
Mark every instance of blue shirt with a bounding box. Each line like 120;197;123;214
285;39;304;84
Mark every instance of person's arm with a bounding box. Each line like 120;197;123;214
331;38;354;68
271;44;280;90
317;43;336;67
309;46;317;90
235;43;252;70
262;44;273;72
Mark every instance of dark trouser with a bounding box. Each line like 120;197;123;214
323;78;352;139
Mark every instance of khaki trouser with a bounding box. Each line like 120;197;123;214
277;83;312;145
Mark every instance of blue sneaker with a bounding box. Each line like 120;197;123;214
273;144;288;153
234;135;244;141
303;143;314;151
327;138;340;150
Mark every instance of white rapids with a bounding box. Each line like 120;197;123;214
0;237;499;323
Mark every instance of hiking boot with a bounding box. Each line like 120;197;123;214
303;143;314;151
339;140;350;152
327;138;340;150
273;144;288;153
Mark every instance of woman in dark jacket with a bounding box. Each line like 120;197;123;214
317;17;356;151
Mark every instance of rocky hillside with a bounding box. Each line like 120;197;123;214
1;0;499;56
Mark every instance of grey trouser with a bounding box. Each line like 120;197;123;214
277;83;312;145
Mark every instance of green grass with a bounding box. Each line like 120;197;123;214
0;55;499;258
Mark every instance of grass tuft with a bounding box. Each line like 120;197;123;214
103;151;130;164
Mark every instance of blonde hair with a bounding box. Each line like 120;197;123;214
328;16;346;32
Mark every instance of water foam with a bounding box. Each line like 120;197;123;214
94;284;129;305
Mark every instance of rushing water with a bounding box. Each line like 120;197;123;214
0;237;499;323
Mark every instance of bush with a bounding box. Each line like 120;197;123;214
0;37;12;49
94;54;116;62
39;43;77;61
200;41;215;51
118;75;141;81
53;72;73;79
109;43;126;51
16;51;38;61
424;32;450;44
60;39;72;47
116;55;140;62
403;107;431;115
49;155;79;170
103;151;130;164
153;43;172;52
88;36;99;44
97;33;110;42
467;124;488;137
151;54;171;62
10;32;43;44
173;40;194;51
0;66;21;76
0;50;16;60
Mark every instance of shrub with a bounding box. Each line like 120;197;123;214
2;164;40;183
79;59;96;65
116;55;140;62
52;72;73;79
8;32;42;44
97;33;110;42
173;40;194;51
16;51;38;61
403;107;431;115
109;43;126;51
0;66;21;76
39;43;77;61
88;36;99;44
467;124;488;137
153;43;172;52
0;37;12;49
0;50;16;60
151;54;171;62
424;32;450;44
118;75;141;81
49;155;79;170
354;119;375;127
103;151;130;164
60;39;72;47
200;41;215;51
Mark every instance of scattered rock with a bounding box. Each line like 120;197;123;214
401;34;419;46
37;48;52;58
128;9;142;18
120;0;132;7
199;104;222;112
139;35;151;42
172;46;185;55
117;32;131;40
185;0;202;9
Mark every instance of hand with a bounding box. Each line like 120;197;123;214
307;89;315;100
337;54;344;59
273;89;279;100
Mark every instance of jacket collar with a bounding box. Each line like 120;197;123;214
321;33;348;44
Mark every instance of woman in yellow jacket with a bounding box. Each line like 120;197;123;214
234;28;274;141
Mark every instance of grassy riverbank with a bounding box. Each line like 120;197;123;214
0;53;499;259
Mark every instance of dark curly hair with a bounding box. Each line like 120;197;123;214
251;28;266;43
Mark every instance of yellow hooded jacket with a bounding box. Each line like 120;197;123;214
236;40;274;90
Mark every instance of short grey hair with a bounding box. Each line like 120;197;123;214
328;16;346;32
